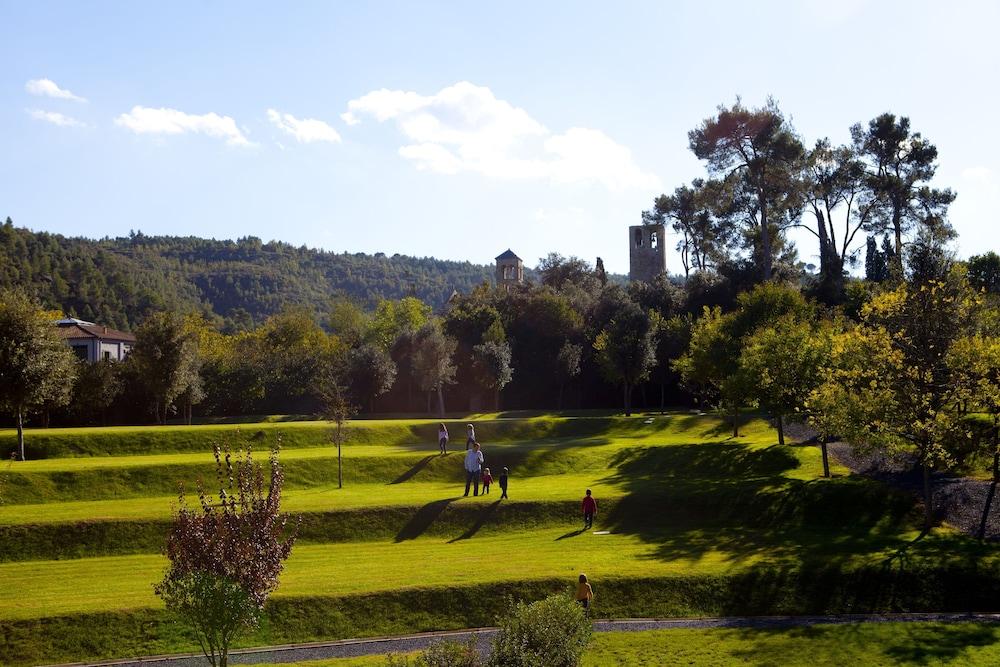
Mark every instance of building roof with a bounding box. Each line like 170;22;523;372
56;322;136;343
495;249;521;261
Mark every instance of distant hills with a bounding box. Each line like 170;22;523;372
0;219;501;330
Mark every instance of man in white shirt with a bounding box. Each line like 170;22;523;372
464;442;484;496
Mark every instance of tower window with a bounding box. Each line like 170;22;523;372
503;265;514;279
634;228;643;247
650;231;658;249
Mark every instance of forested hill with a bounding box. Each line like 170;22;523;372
0;219;497;330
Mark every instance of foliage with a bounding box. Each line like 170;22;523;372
488;594;592;667
349;344;398;412
593;301;656;416
411;322;457;416
0;288;77;459
130;311;201;423
472;340;513;410
968;252;1000;295
385;638;482;667
0;221;493;329
155;441;297;667
740;317;831;445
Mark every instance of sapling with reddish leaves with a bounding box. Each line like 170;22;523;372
155;438;297;667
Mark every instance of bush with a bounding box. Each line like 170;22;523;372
385;637;482;666
488;594;592;667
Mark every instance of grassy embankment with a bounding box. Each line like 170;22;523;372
249;622;1000;666
2;413;999;665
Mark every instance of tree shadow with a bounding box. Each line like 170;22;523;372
882;621;1000;664
448;500;502;543
390;455;437;484
394;497;460;542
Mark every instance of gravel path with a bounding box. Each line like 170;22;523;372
52;613;1000;667
781;421;1000;540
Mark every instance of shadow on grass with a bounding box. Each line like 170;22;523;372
390;455;437;484
555;529;586;541
394;497;460;542
449;500;502;543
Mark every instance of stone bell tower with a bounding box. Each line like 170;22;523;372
628;224;666;282
495;249;523;291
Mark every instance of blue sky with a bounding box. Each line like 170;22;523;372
2;1;998;274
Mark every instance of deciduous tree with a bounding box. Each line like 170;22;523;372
0;288;76;460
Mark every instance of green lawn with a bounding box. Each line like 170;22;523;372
232;622;1000;666
3;412;999;666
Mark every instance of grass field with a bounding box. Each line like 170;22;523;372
2;412;999;665
259;622;1000;666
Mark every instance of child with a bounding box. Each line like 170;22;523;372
582;489;597;530
575;573;594;615
481;467;493;494
499;466;509;499
438;423;449;454
465;423;476;450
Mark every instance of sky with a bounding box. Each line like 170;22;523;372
2;0;998;275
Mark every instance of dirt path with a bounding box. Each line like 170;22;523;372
54;613;1000;667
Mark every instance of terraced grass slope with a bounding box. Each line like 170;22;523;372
2;413;999;665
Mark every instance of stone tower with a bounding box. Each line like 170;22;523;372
628;224;666;283
495;249;524;290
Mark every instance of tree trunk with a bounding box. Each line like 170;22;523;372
922;462;934;532
758;193;773;280
978;425;1000;541
494;388;500;412
660;383;665;415
820;438;830;478
16;407;25;462
558;383;564;411
436;385;446;418
623;383;632;417
776;415;785;446
337;422;344;489
731;407;740;437
42;410;50;429
892;207;904;279
426;391;432;415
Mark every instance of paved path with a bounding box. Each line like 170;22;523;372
51;613;1000;667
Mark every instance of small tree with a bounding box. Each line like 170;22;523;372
949;334;1000;539
740;318;830;446
488;594;592;667
0;289;77;460
155;441;297;667
411;322;457;417
317;374;357;489
349;343;398;413
131;312;201;424
473;340;513;411
555;342;582;411
594;302;656;417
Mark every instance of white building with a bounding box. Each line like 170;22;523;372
55;318;136;363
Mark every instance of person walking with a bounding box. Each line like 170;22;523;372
582;489;597;530
465;423;476;450
499;466;509;499
464;442;484;497
576;573;594;616
438;423;449;454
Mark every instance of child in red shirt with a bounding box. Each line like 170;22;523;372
582;489;597;529
481;467;493;494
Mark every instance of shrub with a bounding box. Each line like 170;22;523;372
385;637;482;666
488;594;592;667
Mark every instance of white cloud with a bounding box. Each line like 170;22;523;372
27;109;85;127
114;106;252;146
25;78;86;102
342;81;659;192
266;109;341;144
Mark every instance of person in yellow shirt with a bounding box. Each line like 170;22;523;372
575;573;594;615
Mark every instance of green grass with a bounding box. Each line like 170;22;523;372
242;622;1000;667
3;412;1000;665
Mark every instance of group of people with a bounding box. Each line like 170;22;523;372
437;422;508;498
435;422;597;614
